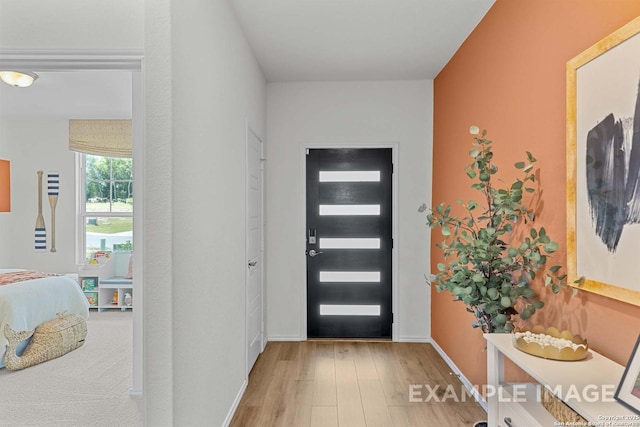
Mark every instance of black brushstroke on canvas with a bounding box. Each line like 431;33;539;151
586;78;640;252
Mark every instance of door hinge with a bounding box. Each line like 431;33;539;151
391;163;394;174
392;313;394;323
391;238;394;249
306;148;310;155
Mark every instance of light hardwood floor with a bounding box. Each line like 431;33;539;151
230;341;487;427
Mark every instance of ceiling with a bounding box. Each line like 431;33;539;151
0;71;132;120
231;0;495;82
0;0;494;119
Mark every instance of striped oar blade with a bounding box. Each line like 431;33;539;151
47;172;59;253
35;227;46;251
47;173;59;197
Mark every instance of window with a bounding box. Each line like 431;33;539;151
78;154;133;262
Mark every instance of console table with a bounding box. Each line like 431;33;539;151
485;333;638;426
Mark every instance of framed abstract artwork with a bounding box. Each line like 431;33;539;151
567;16;640;306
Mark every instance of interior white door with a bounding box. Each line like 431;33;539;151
246;126;263;375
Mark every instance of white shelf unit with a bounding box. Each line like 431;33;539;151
96;281;133;311
485;333;637;426
78;252;133;312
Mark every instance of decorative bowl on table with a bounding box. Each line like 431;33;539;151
512;325;588;361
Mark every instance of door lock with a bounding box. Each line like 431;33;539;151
308;249;323;257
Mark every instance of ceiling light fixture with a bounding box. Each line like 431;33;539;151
0;71;39;88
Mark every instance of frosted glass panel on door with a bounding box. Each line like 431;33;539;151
319;204;380;216
319;171;380;182
319;271;381;282
319;238;380;249
320;304;381;316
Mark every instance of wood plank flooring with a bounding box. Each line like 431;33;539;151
230;341;487;427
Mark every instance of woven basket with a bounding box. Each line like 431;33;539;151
4;312;87;371
541;387;587;423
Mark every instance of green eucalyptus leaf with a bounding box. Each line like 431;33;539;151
472;273;484;283
514;161;526;169
544;242;559;252
526;151;536;162
493;313;507;326
500;296;511;308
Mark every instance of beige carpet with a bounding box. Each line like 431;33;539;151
0;310;143;427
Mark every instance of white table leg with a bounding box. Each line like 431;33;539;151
486;338;504;427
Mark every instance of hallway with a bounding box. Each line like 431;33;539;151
231;341;486;426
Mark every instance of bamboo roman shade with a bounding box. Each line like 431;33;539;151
69;119;132;158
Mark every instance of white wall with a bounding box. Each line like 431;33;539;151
266;80;432;341
0;120;76;272
146;1;266;425
0;0;143;50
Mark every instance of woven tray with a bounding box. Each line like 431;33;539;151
541;387;587;423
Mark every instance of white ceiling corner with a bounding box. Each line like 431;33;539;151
230;0;495;82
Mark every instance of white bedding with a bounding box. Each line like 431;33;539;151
0;269;90;368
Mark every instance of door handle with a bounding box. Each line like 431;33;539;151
308;249;323;257
248;261;258;268
503;417;513;427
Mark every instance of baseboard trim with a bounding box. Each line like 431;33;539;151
223;378;248;427
267;336;431;343
429;338;488;412
266;336;303;342
396;336;431;343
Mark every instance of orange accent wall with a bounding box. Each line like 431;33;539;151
433;1;640;389
0;160;10;212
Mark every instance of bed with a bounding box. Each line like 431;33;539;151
0;269;90;368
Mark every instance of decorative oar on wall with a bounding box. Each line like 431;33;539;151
47;171;59;253
35;171;46;252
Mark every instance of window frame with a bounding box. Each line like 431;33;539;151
76;153;133;264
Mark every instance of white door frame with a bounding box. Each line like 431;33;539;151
300;142;399;341
0;49;145;394
245;121;265;378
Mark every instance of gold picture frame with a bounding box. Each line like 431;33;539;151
567;16;640;306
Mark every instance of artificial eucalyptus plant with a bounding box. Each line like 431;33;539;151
420;127;569;333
